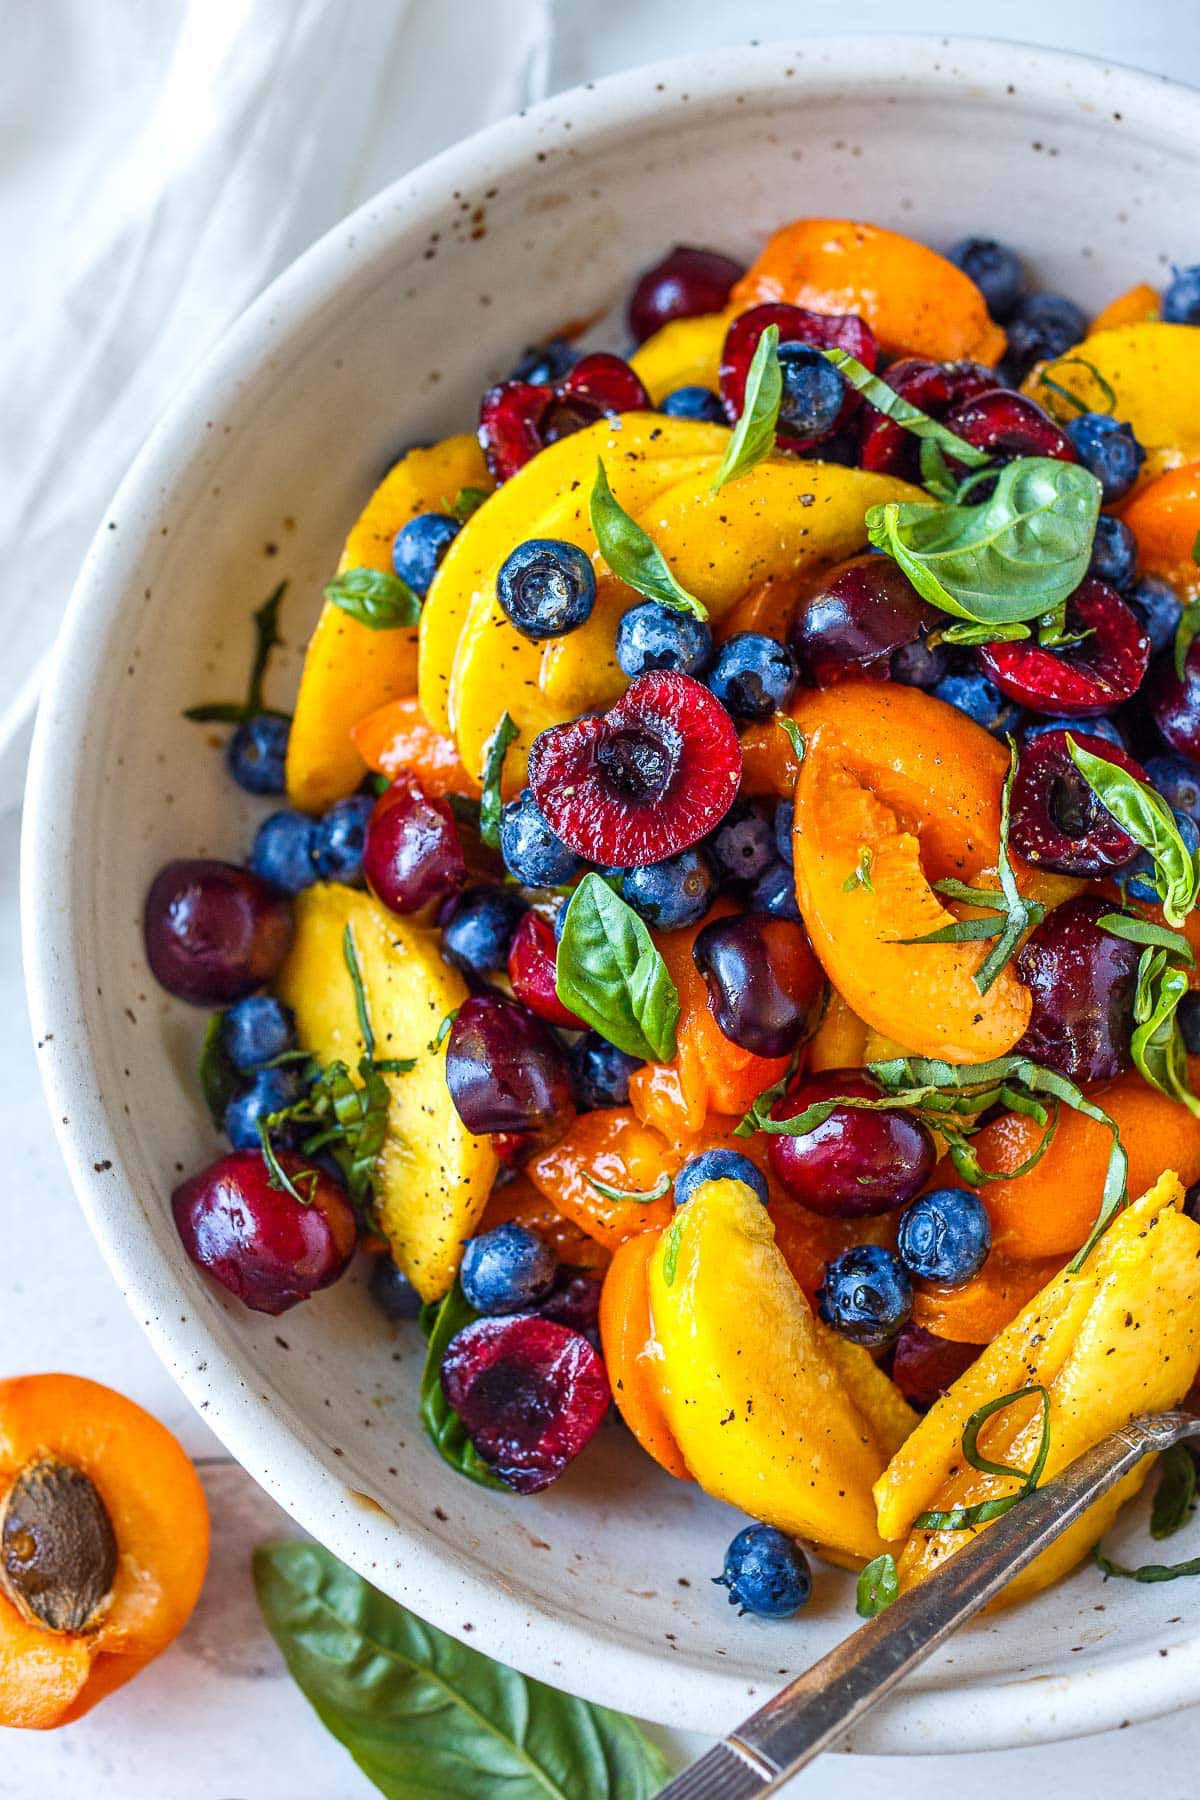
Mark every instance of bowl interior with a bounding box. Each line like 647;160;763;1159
24;38;1200;1751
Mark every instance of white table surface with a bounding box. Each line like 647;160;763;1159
7;6;1200;1795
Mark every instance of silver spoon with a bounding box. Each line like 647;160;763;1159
659;1409;1200;1797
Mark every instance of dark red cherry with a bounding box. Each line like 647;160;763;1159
445;993;575;1140
890;1324;980;1410
719;303;877;450
440;1314;611;1491
1008;728;1145;875
858;358;995;478
767;1070;937;1218
1014;893;1140;1082
692;913;826;1057
507;911;585;1030
979;580;1150;716
790;553;942;685
172;1150;356;1315
479;354;651;481
536;1268;603;1335
628;245;745;343
363;774;466;914
1148;637;1200;761
144;859;293;1006
942;387;1077;465
528;671;741;866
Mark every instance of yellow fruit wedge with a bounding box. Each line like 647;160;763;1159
1022;323;1200;480
629;311;732;402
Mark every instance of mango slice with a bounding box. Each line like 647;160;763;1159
647;1178;914;1560
286;436;492;811
1022;323;1200;480
629;312;731;402
877;1175;1200;1603
274;884;498;1300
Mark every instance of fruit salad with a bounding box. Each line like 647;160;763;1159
145;221;1200;1619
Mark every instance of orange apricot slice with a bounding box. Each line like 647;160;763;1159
1119;460;1200;597
599;1234;691;1480
350;694;480;798
526;1109;675;1249
1089;283;1159;334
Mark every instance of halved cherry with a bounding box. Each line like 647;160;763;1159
1008;728;1145;875
858;358;995;478
978;580;1149;716
719;303;877;451
479;353;651;480
507;911;586;1030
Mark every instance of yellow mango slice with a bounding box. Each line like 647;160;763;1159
648;1178;914;1561
629;312;731;403
286;436;492;812
876;1175;1200;1604
1022;323;1200;480
274;885;498;1301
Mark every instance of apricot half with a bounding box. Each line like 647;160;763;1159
1119;459;1200;597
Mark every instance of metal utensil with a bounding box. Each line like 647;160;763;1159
660;1409;1200;1798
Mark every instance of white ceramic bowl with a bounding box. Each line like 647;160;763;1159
23;36;1200;1753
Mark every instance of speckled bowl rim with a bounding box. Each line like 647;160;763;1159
22;35;1200;1753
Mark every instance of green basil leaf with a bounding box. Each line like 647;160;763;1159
326;566;422;631
1130;953;1200;1117
419;1284;508;1491
449;485;490;521
1151;1442;1199;1540
775;713;805;762
479;712;518;850
971;739;1044;995
914;1386;1050;1531
660;1211;685;1288
590;459;707;619
585;1171;673;1204
254;1542;669;1799
710;324;781;492
184;580;291;724
1095;1549;1200;1585
1068;735;1200;927
555;873;679;1062
865;458;1102;626
732;1049;803;1138
1097;911;1196;963
842;847;874;893
919;438;958;503
343;924;376;1061
896;915;1007;947
932;620;1032;649
1034;358;1118;418
822;348;990;467
856;1554;899;1618
198;1013;239;1127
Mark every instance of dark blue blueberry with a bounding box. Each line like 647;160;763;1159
708;800;777;887
1128;575;1182;657
1088;514;1138;590
220;995;297;1072
1179;992;1200;1055
497;539;596;640
818;1244;913;1347
568;1032;644;1111
368;1253;423;1321
675;1149;769;1209
714;1524;812;1620
227;714;289;795
897;1188;992;1287
947;236;1022;322
890;635;950;689
1024;713;1125;750
622;847;716;929
440;884;526;975
931;667;1023;738
250;810;319;893
750;860;801;921
1066;414;1146;504
314;795;374;884
509;336;577;385
499;788;582;888
660;384;727;423
224;1064;304;1151
707;632;798;722
776;344;845;441
391;512;461;597
1121;808;1200;904
1005;292;1087;374
1146;755;1200;824
459;1222;557;1315
616;601;714;678
1163;266;1200;326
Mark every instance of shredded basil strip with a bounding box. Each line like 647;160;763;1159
933;619;1031;650
1068;735;1200;927
1095;1549;1200;1585
660;1211;686;1288
842;847;874;893
1097;912;1196;962
1035;357;1118;418
449;484;490;520
775;713;805;762
479;711;518;849
919;438;958;502
585;1171;673;1205
821;348;990;467
325;565;421;631
185;580;291;724
914;1385;1051;1531
710;323;781;492
856;1554;899;1618
1129;948;1200;1117
590;458;707;619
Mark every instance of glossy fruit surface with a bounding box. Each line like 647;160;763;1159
496;539;597;641
392;512;461;595
817;1244;913;1347
440;1315;610;1492
791;552;941;685
250;811;319;893
616;600;714;680
767;1070;936;1217
692;913;825;1057
775;343;846;441
1014;893;1140;1081
978;580;1149;715
499;789;581;888
227;713;289;795
144;860;294;1006
1088;514;1138;590
675;1148;769;1208
627;244;743;342
445;993;575;1137
947;237;1022;320
897;1188;991;1287
507;910;585;1029
714;1524;812;1619
567;1033;644;1112
1128;575;1183;657
930;665;1024;737
1148;637;1200;759
459;1223;557;1315
537;1267;604;1335
750;860;802;920
1008;727;1144;874
1066;413;1145;502
660;384;726;423
890;1324;980;1410
478;354;650;480
706;632;798;721
220;995;296;1071
719;302;876;448
441;884;527;976
171;1150;356;1314
313;795;374;884
943;387;1076;464
622;847;716;929
362;775;466;913
858;357;994;478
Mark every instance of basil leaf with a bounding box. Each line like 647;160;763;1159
1152;1442;1199;1540
1035;358;1118;418
856;1554;899;1618
585;1171;673;1204
185;579;291;724
897;915;1007;947
449;485;490;521
325;566;421;631
866;459;1102;626
419;1284;507;1491
919;438;958;503
479;712;517;849
342;924;376;1061
971;739;1044;995
1067;735;1200;927
660;1211;685;1287
254;1543;669;1799
1097;911;1196;963
198;1013;238;1127
555;873;679;1062
733;1049;802;1138
842;847;874;893
1130;951;1200;1117
1095;1549;1200;1585
590;459;707;620
774;713;805;762
821;348;990;468
914;1386;1050;1532
710;324;781;493
932;620;1031;649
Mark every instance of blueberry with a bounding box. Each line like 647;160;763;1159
1005;292;1087;374
497;539;597;640
1066;414;1146;504
392;513;461;597
897;1187;992;1287
1163;266;1200;326
773;799;794;866
1088;514;1138;590
707;800;777;887
314;795;374;884
750;860;801;921
890;636;950;690
947;236;1022;322
459;1223;557;1314
1146;755;1200;824
707;633;798;722
818;1244;913;1347
623;847;716;929
500;788;582;888
675;1149;769;1208
1121;808;1199;904
224;1065;303;1150
441;884;526;974
1024;713;1125;750
220;995;296;1072
509;336;577;385
616;601;713;678
660;384;726;423
250;810;319;892
568;1032;644;1111
227;714;289;795
931;667;1023;738
1128;575;1182;658
714;1524;812;1619
776;344;845;440
368;1252;423;1320
1179;991;1200;1055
